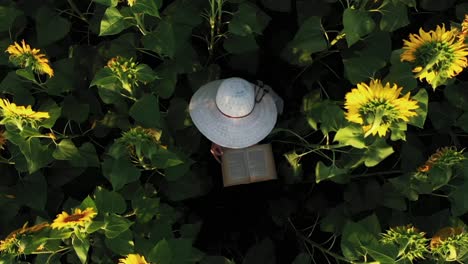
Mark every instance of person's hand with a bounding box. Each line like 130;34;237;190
210;143;224;164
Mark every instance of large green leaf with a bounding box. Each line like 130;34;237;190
53;139;81;161
383;49;417;93
449;182;468;216
131;0;162;17
408;89;428;128
129;94;162;129
362;138;394;167
315;161;349;184
131;194;160;223
334;125;366;149
148;239;172;264
341;214;380;261
343;8;376;47
229;3;271;36
224;34;258;54
72;234;90;264
142;21;175;58
0;5;22;32
282;16;327;66
100;7;128;36
103;214;133;238
35;7;71;46
102;157;141;191
95;187;126;214
379;0;409;31
105;229;134;255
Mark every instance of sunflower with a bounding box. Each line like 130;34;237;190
50;208;97;230
5;40;54;78
344;80;419;137
460;14;468;41
119;254;149;264
127;0;136;6
0;98;50;129
401;25;468;89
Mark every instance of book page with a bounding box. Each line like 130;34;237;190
247;144;277;182
222;150;249;186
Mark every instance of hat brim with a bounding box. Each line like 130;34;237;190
189;80;277;149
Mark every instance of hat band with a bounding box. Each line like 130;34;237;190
216;82;269;119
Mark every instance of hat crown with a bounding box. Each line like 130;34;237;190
215;77;255;117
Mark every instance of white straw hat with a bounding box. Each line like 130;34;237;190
189;77;277;149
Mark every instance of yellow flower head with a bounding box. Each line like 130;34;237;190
127;0;136;6
51;208;97;230
401;25;468;89
119;253;149;264
5;40;54;77
344;80;419;137
0;98;50;129
460;14;468;41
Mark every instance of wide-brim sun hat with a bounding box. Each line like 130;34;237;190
189;77;277;149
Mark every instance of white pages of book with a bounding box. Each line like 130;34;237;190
221;144;277;186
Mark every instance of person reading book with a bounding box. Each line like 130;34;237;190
188;77;283;186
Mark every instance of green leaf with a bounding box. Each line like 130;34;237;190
383;49;417;92
291;253;311;264
129;94;162;129
16;173;47;211
445;83;468;111
99;7;128;36
6;134;53;174
379;1;409;31
282;16;327;66
229;3;271;36
362;138;394;167
334;125;366;149
0;6;22;32
35;7;71;45
343;56;387;84
38;100;62;129
104;229;134;255
449;182;468;216
153;62;178;99
94;0;119;7
242;238;275;264
343;8;376;47
95;186;126;214
408;89;428;128
102;157;141;191
62;96;90;123
72;235;90;264
135;64;157;84
168;238;194;264
142;21;175;58
131;194;160;223
90;68;119;88
103;214;133;238
341;215;380;261
148;239;172;264
224;34;258;54
46;58;77;95
150;147;184;169
131;0;162;17
283;150;303;180
315;161;349;184
53;139;80;161
15;69;36;82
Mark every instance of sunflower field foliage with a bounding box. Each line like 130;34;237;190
1;0;468;263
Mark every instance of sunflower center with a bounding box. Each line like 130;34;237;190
64;213;85;222
415;41;455;74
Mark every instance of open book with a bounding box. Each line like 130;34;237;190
221;144;277;187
